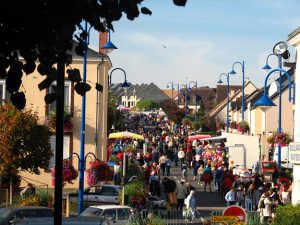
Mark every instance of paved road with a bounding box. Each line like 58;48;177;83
164;164;226;220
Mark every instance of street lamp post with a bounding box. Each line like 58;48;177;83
166;81;180;109
188;81;198;124
109;68;130;88
180;83;188;118
254;41;293;169
217;73;230;132
230;61;245;122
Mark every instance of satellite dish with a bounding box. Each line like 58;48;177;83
268;81;279;97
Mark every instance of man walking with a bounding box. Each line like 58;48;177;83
176;180;187;210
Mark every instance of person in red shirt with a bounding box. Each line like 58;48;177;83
116;150;123;161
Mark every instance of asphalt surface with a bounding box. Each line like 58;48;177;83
161;163;226;221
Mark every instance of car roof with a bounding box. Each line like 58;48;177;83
88;205;131;210
2;206;52;211
90;184;121;188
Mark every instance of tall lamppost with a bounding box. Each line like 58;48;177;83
109;67;130;88
188;81;198;123
167;81;180;105
230;61;245;122
254;41;292;169
181;83;188;118
217;73;230;132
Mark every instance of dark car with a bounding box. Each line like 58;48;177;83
0;206;53;225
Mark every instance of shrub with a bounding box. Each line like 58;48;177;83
272;204;300;225
124;180;147;207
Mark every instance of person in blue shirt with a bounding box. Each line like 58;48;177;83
225;187;236;206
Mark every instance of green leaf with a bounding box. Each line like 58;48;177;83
23;61;36;75
44;93;57;104
38;77;53;91
141;7;152;15
74;82;91;96
95;83;103;92
37;63;52;76
67;68;81;83
10;92;26;110
6;75;22;93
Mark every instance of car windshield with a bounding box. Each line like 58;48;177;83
0;208;12;218
79;208;103;217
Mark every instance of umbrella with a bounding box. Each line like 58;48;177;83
108;131;144;140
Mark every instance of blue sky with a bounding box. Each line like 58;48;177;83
89;0;300;89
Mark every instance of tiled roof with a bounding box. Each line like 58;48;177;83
68;41;107;60
216;85;242;104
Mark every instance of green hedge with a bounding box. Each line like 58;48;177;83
272;204;300;225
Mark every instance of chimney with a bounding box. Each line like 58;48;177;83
99;32;108;55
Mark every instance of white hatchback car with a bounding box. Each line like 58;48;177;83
68;185;121;208
79;205;132;225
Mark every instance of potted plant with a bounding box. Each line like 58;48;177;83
51;159;78;186
267;132;293;147
46;107;73;131
86;159;113;186
237;121;250;134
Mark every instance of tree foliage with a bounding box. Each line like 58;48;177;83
107;92;125;132
0;104;52;176
136;99;159;111
0;0;187;110
160;99;185;124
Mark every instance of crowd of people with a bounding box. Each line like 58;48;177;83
107;109;293;223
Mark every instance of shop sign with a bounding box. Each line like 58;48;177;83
289;142;300;164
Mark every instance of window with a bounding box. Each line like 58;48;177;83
0;80;7;104
49;135;71;168
102;209;116;220
48;80;72;113
99;187;119;196
118;208;130;220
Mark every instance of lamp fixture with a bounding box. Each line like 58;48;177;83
217;79;223;84
101;30;117;53
262;64;272;71
273;41;290;59
229;69;236;75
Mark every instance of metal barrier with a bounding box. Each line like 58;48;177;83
140;209;204;225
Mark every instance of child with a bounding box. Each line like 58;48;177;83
197;165;204;184
225;187;236;206
181;161;188;179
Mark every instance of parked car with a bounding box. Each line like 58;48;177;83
68;185;121;207
16;217;108;225
0;206;53;225
79;205;132;225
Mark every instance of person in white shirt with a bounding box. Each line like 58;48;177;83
113;161;121;185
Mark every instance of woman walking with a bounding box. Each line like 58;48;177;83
202;165;213;193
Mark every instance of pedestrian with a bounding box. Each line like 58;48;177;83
235;184;245;208
192;157;199;181
113;161;121;185
166;156;172;176
176;180;187;210
159;153;167;176
20;183;36;197
203;165;213;193
225;187;236;206
177;147;185;167
181;161;188;180
197;165;204;184
261;192;273;224
184;190;197;221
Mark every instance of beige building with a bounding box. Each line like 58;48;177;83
12;46;112;188
248;70;294;160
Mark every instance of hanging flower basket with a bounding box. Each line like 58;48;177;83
237;121;250;134
86;159;113;186
267;132;293;147
51;159;78;186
